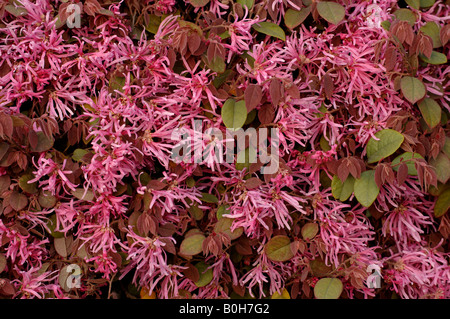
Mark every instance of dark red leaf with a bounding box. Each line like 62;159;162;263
258;103;276;124
384;46;397;71
244;84;263;112
269;78;283;107
322;73;334;99
244;177;263;190
147;179;167;190
182;263;200;282
397;163;409;186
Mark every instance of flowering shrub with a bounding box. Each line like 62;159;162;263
0;0;449;300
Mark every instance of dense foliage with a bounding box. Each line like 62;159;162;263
0;0;449;299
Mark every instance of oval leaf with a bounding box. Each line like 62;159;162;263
18;174;38;194
284;6;311;29
400;76;426;104
418;98;441;129
214;217;243;240
314;278;343;299
434;188;450;218
317;2;345;25
301;223;319;240
180;233;206;256
10;191;28;211
221;99;247;131
54;237;68;258
194;261;213;287
189;0;210;7
366;129;404;164
354;170;380;208
419;51;448;65
201;192;218;203
430;153;450;184
331;175;355;201
244;84;262;112
265;235;296;262
252;22;286;41
72;188;95;201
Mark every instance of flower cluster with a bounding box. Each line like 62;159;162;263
0;0;449;300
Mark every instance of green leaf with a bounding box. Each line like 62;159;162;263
214;217;243;240
443;137;450;158
188;204;204;220
194;261;213;287
71;188;95;201
393;8;417;26
72;148;89;162
381;20;391;31
109;75;126;93
420;22;442;48
400;76;426;104
271;288;290;299
208;55;226;73
366;129;404;164
331;175;355;201
284;6;311;29
418;98;441;129
301;223;319;241
430;153;450;184
180;233;206;256
405;0;420;9
354;170;380;208
216;205;230;219
434;188;450;218
391;152;424;176
314;278;343;299
221;99;247;131
419;51;448;65
252;22;286;41
18;174;38;194
188;0;210;7
38;191;57;209
5;4;27;17
144;14;162;34
46;214;64;238
264;235;296;262
316;2;345;25
201;193;218;203
236;0;254;9
420;0;436;8
213;69;234;88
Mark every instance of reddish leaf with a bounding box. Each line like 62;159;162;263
322;74;334;99
160;237;176;255
147;179;167;191
0;114;13;139
0;278;15;296
397;162;409;186
244;177;263;190
10;191;28;211
258;103;276;124
269;78;283;107
384;46;397;71
183;263;200;282
188;33;201;55
244;84;263;112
